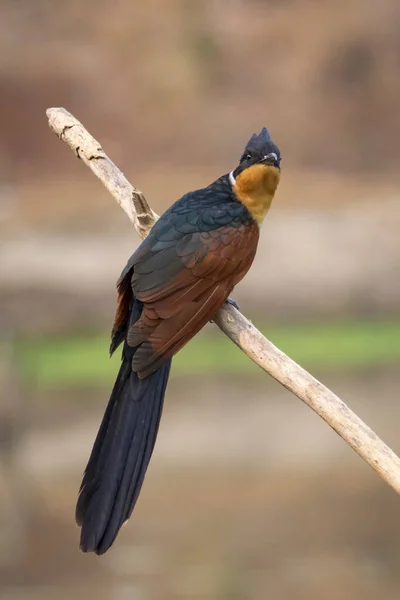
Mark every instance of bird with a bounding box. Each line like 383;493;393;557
76;127;281;554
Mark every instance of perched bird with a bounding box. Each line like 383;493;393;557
76;127;281;554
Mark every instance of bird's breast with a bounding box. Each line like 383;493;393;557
233;164;280;224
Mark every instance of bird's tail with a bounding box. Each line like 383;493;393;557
76;346;171;555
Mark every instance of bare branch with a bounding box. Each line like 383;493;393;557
46;107;158;239
46;107;400;495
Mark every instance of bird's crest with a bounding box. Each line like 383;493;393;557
244;127;271;153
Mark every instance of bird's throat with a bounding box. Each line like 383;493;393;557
233;164;280;224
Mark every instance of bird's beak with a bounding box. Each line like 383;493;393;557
261;153;280;168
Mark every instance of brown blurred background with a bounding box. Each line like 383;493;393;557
1;1;400;599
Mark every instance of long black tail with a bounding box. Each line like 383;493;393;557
76;344;171;555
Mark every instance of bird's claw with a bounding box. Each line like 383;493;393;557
225;296;239;311
210;296;239;323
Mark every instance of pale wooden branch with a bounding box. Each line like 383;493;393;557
46;107;400;495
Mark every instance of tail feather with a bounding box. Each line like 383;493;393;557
76;347;171;554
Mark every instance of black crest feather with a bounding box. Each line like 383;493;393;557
248;127;270;143
244;127;273;154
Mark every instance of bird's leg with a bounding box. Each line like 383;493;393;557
225;296;239;311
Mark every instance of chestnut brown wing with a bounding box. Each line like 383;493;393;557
129;221;259;378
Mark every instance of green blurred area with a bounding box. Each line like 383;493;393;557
17;319;400;391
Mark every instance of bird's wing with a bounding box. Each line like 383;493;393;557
127;208;259;377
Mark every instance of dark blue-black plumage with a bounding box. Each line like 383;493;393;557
75;129;278;555
76;300;171;554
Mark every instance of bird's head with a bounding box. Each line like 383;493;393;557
230;128;281;223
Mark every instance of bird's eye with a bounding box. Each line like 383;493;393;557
245;153;252;160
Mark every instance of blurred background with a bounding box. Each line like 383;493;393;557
1;0;400;598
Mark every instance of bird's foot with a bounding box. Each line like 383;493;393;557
225;296;239;311
210;296;239;323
